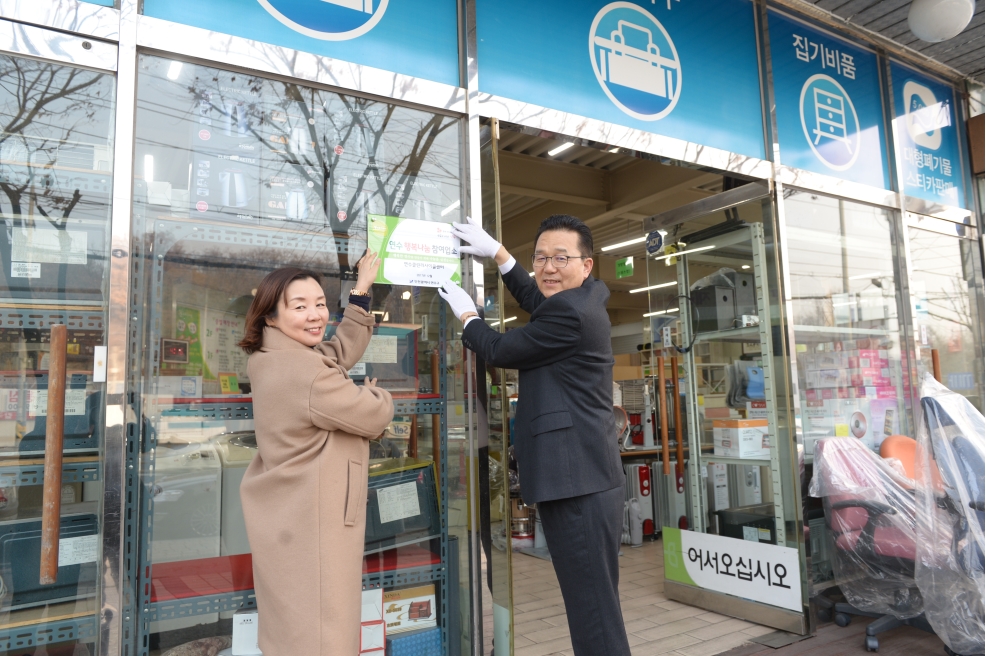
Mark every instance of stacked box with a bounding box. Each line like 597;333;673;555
713;419;769;459
386;627;442;656
383;584;437;635
800;339;902;454
849;367;892;387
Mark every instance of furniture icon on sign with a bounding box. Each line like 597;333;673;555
594;21;679;99
321;0;373;13
812;88;853;153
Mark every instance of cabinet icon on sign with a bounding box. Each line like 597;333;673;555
590;2;681;121
799;74;860;172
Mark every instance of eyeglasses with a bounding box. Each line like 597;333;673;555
531;254;587;268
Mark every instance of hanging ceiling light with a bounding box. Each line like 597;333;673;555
908;0;974;43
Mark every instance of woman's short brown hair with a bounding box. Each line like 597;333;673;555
238;267;323;354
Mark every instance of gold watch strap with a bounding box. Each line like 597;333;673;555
349;288;371;297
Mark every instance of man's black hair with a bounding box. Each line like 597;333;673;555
534;214;593;258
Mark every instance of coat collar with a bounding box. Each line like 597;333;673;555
260;325;315;352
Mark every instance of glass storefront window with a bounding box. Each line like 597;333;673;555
131;55;468;654
783;191;909;460
906;216;985;413
0;54;116;654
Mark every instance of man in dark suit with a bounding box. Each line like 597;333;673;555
439;214;631;656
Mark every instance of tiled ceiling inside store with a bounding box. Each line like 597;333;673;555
490;130;761;326
801;0;985;80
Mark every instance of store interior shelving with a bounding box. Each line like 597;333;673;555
127;215;456;655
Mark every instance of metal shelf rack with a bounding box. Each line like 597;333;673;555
0;613;98;651
0;459;101;486
125;214;454;655
679;223;788;546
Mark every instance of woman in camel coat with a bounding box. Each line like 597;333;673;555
238;253;394;656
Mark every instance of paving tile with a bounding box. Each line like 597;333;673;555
740;624;776;637
621;593;671;610
673;631;753;656
629;632;703;656
621;604;668;622
539;613;570;627
694;611;730;624
523;624;572;644
633;617;711;642
513;636;535;648
515;634;573;656
621;584;666;600
622;617;660;634
685;618;756;640
513;618;555;635
513;605;568;623
515;599;557;613
640;605;708;624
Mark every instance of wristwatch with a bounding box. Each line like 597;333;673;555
350;288;371;297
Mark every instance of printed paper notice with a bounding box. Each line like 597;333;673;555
59;534;98;566
358;335;397;364
28;389;86;416
377;481;421;524
367;214;460;287
11;262;40;278
12;227;88;264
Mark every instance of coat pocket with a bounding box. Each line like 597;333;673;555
344;459;365;526
530;410;573;435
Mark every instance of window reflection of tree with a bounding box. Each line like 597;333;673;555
182;72;458;258
0;56;113;299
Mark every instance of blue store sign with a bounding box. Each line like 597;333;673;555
477;0;765;159
769;11;889;189
890;62;966;208
257;0;388;40
142;0;459;86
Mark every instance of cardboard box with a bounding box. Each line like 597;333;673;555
807;369;848;389
712;419;769;459
361;589;385;653
383;584;436;635
612;365;643;381
745;400;768;419
232;610;261;656
849;367;892;388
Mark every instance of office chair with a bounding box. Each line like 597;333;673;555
812;436;934;652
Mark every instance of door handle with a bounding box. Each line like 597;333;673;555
657;355;670;475
40;324;67;585
671;356;684;479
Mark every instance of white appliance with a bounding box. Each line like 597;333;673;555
728;464;763;508
213;432;256;556
652;460;689;533
706;463;762;532
624;464;656;536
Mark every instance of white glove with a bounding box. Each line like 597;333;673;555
452;215;500;259
438;281;478;321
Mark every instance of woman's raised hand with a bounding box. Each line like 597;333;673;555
363;377;378;388
353;250;381;293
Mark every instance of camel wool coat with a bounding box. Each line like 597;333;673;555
240;304;394;656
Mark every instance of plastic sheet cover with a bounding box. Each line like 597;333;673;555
809;437;923;618
688;267;736;292
915;374;985;655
